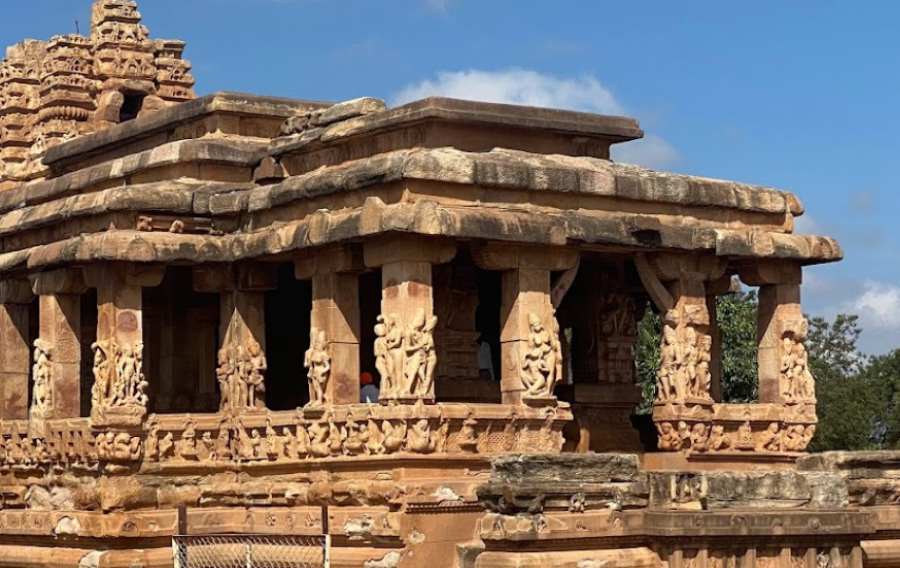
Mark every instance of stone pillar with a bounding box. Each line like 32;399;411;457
30;270;87;420
474;244;579;405
296;246;362;406
743;262;806;404
365;237;457;404
84;264;164;428
0;280;33;420
194;264;276;412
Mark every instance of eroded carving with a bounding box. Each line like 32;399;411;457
304;328;331;407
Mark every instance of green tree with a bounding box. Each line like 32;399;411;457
807;314;885;451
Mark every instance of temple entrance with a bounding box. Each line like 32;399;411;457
264;264;312;410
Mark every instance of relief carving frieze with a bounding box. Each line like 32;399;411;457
216;340;267;412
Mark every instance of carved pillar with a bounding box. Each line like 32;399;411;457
636;254;728;452
84;264;164;428
295;246;362;406
30;269;87;420
364;236;456;404
742;261;813;405
474;244;578;405
0;280;33;420
194;264;276;413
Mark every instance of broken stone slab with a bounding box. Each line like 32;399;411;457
311;97;386;127
490;454;643;484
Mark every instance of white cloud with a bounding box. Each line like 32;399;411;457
845;281;900;331
393;68;676;169
394;69;624;115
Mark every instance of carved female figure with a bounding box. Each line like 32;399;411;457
304;329;331;407
30;339;52;419
374;316;391;396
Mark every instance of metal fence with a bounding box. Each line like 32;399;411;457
173;534;329;568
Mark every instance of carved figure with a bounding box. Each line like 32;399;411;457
690;422;710;452
145;417;159;461
92;340;148;416
407;419;436;454
382;420;406;454
780;320;816;403
736;421;754;450
521;313;563;399
403;309;438;397
30;339;52;420
217;342;267;411
309;412;332;458
342;414;369;456
376;311;438;400
159;432;174;461
459;410;479;453
757;422;782;452
304;328;331;407
657;422;681;451
214;419;232;462
708;425;731;451
177;418;198;461
656;311;712;403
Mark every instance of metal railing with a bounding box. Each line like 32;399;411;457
173;534;329;568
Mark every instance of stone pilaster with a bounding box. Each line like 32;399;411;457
30;270;87;421
84;264;164;428
296;246;362;406
474;244;578;405
365;237;456;404
0;280;33;420
194;264;276;413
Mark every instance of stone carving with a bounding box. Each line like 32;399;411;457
216;341;266;412
95;431;141;462
304;328;331;407
30;339;53;421
656;312;713;404
91;340;148;425
375;310;438;400
780;318;816;403
521;312;564;399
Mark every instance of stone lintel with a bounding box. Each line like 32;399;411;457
30;268;87;296
472;243;579;272
739;260;803;286
363;235;457;268
83;263;165;290
294;245;363;280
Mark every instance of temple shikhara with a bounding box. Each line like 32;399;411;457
0;2;897;568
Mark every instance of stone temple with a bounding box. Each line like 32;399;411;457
0;2;897;567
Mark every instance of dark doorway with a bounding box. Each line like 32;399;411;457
264;264;311;410
119;91;146;122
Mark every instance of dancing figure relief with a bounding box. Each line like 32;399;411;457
91;340;148;415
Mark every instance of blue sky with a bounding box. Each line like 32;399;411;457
4;1;899;353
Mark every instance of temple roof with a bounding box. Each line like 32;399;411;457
0;91;840;276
